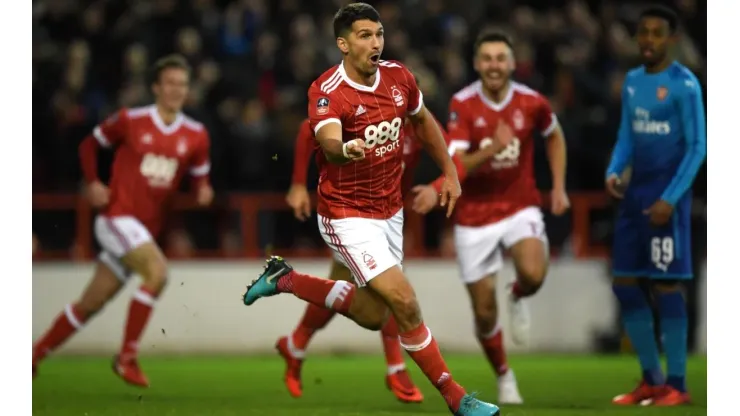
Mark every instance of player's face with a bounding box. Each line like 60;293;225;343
474;42;515;92
153;68;190;112
636;17;675;66
342;20;384;76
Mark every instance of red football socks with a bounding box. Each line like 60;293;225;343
33;304;87;363
380;315;405;371
478;324;509;376
278;271;356;315
291;303;336;350
400;323;466;411
120;286;158;361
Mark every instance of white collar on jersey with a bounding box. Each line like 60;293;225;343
338;60;382;93
149;105;185;135
476;80;515;112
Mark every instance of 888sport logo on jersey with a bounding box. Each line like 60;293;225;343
363;117;403;157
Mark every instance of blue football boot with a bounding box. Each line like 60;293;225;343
242;256;294;306
454;393;501;416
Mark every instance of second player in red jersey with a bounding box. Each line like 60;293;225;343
281;114;466;402
32;55;214;387
242;4;500;415
441;32;570;405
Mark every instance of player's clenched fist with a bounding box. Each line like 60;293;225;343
439;175;462;218
86;180;110;208
343;139;366;161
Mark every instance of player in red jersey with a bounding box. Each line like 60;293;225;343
417;32;570;404
243;4;499;415
280;114;465;402
32;55;213;387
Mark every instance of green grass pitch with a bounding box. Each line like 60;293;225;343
33;354;706;415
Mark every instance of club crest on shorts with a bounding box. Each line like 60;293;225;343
362;252;377;270
656;86;669;101
316;97;330;115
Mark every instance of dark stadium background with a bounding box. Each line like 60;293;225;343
32;0;706;352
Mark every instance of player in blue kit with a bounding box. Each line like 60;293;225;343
606;6;705;407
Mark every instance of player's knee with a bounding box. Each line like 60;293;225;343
517;262;547;294
141;257;169;292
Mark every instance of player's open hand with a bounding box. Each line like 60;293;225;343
605;174;625;199
411;185;439;215
286;184;311;221
495;120;515;147
344;139;366;161
439;175;462;218
550;188;570;216
86;180;110;208
196;184;214;206
644;199;673;227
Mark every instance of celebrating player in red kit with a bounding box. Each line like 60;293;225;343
280;112;465;403
32;55;214;387
417;31;570;404
243;3;499;415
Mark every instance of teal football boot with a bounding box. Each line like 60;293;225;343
242;256;294;306
454;393;501;416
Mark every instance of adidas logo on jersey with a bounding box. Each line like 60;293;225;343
355;105;366;117
474;117;487;128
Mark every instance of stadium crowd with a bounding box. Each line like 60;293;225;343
32;0;706;256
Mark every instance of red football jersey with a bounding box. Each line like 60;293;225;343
92;105;211;236
292;115;465;196
447;81;558;226
307;60;423;220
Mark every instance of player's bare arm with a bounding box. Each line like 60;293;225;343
408;105;461;217
315;121;365;164
545;124;570;215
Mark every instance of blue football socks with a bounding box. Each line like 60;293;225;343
613;284;665;386
656;290;688;392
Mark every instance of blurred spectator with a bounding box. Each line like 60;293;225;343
32;0;705;254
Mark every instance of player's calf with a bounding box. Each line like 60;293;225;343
110;243;168;387
652;281;689;395
33;263;124;371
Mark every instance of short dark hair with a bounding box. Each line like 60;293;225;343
474;31;514;53
333;2;381;38
151;54;191;83
639;5;679;33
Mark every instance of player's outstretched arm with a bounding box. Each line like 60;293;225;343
660;77;707;205
409;106;458;179
544;123;570;215
314;121;364;164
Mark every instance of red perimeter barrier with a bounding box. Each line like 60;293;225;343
32;192;612;261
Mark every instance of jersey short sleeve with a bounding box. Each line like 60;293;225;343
307;83;344;136
398;64;424;116
535;95;559;137
446;98;472;154
93;108;129;147
190;131;211;177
